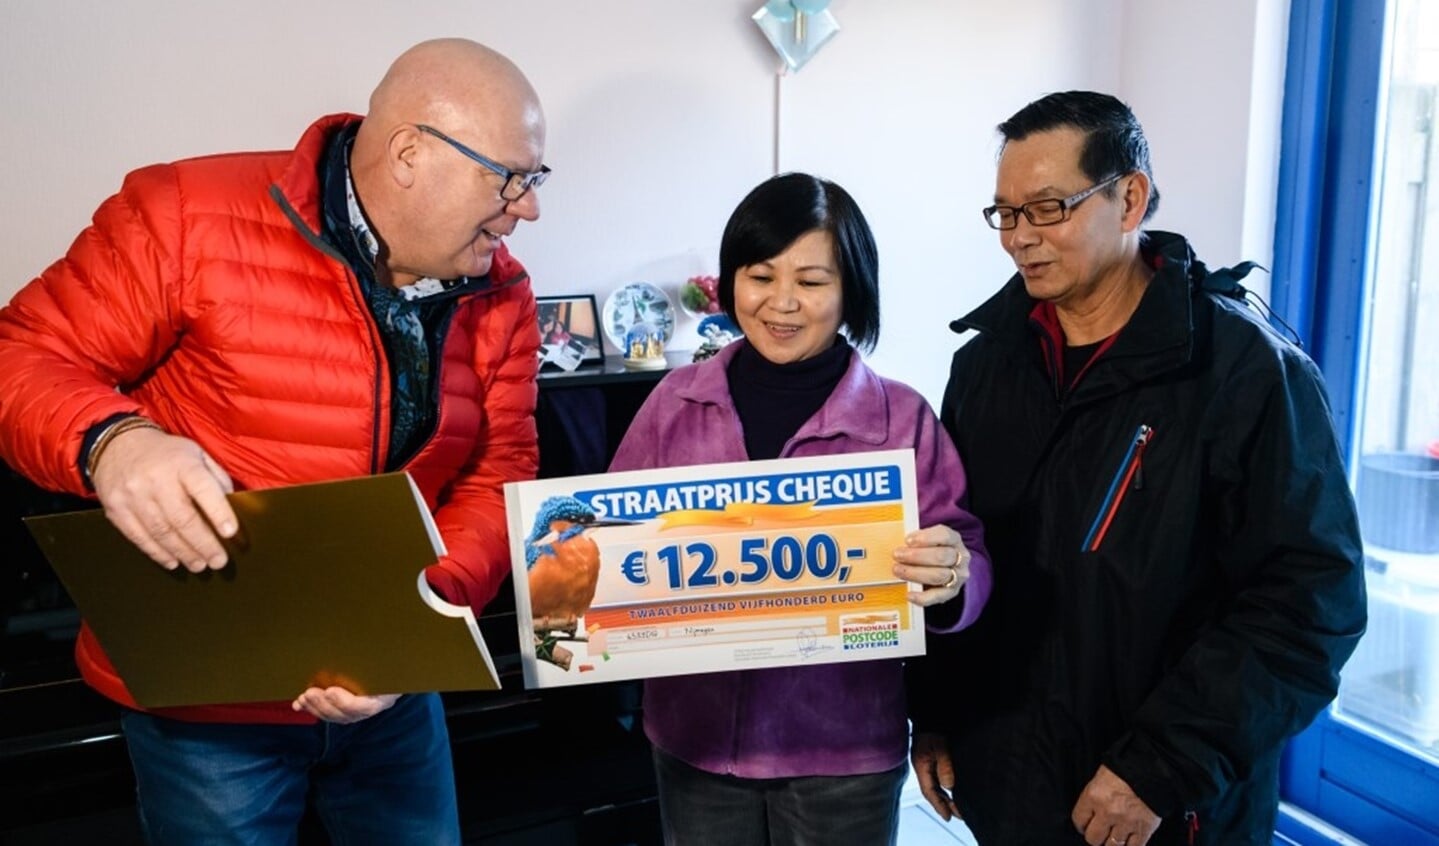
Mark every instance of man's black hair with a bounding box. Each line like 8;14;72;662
999;91;1160;220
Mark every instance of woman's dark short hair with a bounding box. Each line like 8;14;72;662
717;172;880;351
998;90;1161;220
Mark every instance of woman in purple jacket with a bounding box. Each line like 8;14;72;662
610;173;991;845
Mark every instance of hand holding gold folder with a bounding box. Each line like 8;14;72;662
25;472;499;707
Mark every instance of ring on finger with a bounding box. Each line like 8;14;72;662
941;567;958;590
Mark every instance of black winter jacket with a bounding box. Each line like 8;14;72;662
910;231;1366;845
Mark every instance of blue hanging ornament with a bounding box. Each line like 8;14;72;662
763;0;795;22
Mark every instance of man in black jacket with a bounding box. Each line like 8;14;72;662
909;91;1367;846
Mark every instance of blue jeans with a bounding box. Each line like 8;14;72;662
652;748;905;846
121;693;460;846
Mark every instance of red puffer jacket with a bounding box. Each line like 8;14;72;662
0;114;539;723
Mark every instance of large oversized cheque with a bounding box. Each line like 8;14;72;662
504;449;924;689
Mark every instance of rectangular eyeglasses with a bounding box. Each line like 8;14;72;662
983;173;1125;230
417;124;550;202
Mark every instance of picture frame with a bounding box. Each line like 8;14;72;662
535;294;605;370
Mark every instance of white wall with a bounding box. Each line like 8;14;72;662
1121;0;1289;297
0;0;1285;405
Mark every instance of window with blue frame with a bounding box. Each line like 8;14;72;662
1273;0;1439;843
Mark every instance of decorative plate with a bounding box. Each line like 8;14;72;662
602;282;675;350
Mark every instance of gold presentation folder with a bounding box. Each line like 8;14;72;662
24;472;499;708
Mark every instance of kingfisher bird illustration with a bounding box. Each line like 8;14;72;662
525;495;635;626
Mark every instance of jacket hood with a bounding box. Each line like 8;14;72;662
951;231;1205;393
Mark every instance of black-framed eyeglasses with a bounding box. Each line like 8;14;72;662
982;173;1126;230
416;124;551;202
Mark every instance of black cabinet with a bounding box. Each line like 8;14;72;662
0;355;680;844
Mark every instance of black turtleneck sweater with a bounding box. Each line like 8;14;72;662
726;338;851;461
